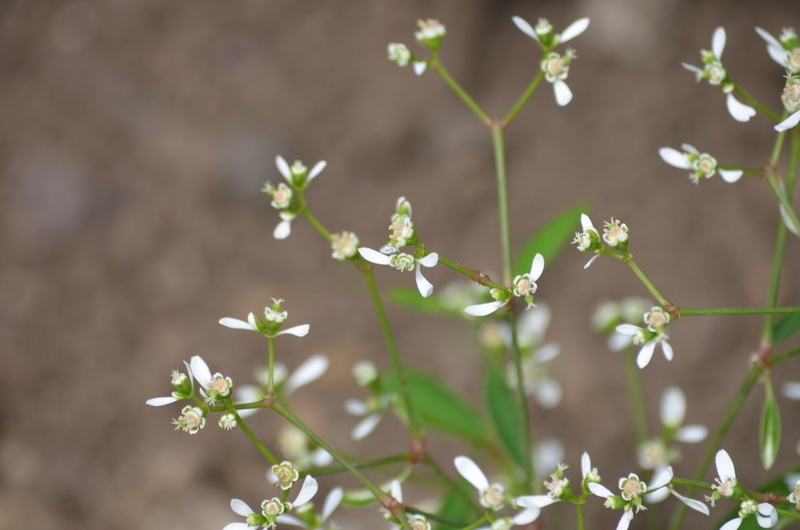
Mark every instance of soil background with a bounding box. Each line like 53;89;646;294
2;1;800;529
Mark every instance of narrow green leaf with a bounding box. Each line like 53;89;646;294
383;368;487;445
484;367;526;467
772;313;800;344
513;201;590;276
760;375;781;470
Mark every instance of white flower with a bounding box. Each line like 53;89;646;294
602;218;629;249
219;304;310;338
146;360;193;406
659;144;742;183
573;213;602;268
775;75;800;132
719;500;778;530
414;18;446;50
683;27;756;122
172;405;206;434
454;456;506;511
273;211;296;240
464;288;509;316
512;16;589;50
358;247;439;298
344;394;388;441
275;487;343;529
512;253;545;308
540;49;577;106
275;155;326;189
660;386;708;442
641;467;710;516
615;307;674;369
190;355;233;406
387;43;411;67
330;231;359;260
224;476;319;530
589;468;673;530
755;27;800;74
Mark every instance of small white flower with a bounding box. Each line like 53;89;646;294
331;231;359;261
602;218;629;249
358;247;439;298
573;213;603;268
454;455;506;511
705;449;739;508
219;304;310;338
512;253;545;308
615;307;674;369
274;211;296;240
589;468;673;530
190;355;233;405
540;49;577;106
512;16;589;50
345;394;388;441
275;155;326;189
719;500;778;530
683;27;756;122
755;27;800;74
660;386;708;442
414;18;446;50
387;43;411;67
775;75;800;132
659;144;742;183
146;360;194;406
464;288;509;317
172;405;206;434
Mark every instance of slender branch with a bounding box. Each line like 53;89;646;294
431;52;491;125
621;254;669;307
436;255;506;290
733;83;780;122
224;401;278;465
678;306;800;316
503;70;544;127
311;453;410;476
490;127;513;286
508;310;535;490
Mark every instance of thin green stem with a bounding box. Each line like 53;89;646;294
770;345;800;364
267;336;276;393
436;255;506;290
669;477;713;490
734;84;780;122
678;306;800;316
431;53;491;125
621;348;648;447
503;70;544;126
310;453;410;476
576;503;585;530
270;401;414;529
224;401;278;465
361;269;425;440
490;127;513;286
508;311;535;491
667;367;760;530
301;207;331;241
776;508;800;520
622;254;669;306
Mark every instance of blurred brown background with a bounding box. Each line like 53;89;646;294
3;0;800;528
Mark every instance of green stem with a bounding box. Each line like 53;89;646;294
301;207;331;241
669;477;713;490
771;344;800;364
621;254;669;306
310;453;410;476
621;348;648;447
503;70;544;126
766;174;800;235
734;84;780;122
678;306;800;316
431;53;491;125
491;127;513;286
508;311;535;491
576;503;585;530
776;508;800;520
361;269;425;440
270;401;414;529
436;255;506;290
267;336;276;393
667;367;760;530
224;401;278;465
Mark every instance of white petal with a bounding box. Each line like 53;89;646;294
222;523;251;530
580;213;594;231
755;28;787;67
415;266;434;298
645;485;669;503
660;386;686;428
712;27;726;59
681;143;700;155
780;204;800;236
588;482;614;498
529;253;545;280
417;252;439;268
670;488;710;515
322;487;343;521
755;27;782;50
292;475;319;507
274;219;292;239
230;498;255;516
358;247;392;265
306;161;327;183
274;514;305;527
584;253;599;269
236;408;259;419
659;147;692;170
275;155;292;182
412;61;427;75
351;413;381;440
636;341;657;368
534;377;562;409
756;503;778;527
615;324;641;336
512;506;542;525
682;63;703;77
391;480;403;502
514;495;559;508
146;396;179;406
675;425;709;443
720;517;743;530
726;93;756;122
512;16;538;41
219;317;256;330
560;18;590;43
660;340;674;362
715;449;736;481
649;466;674;491
533;439;564;480
311;448;333;467
284;354;329;394
276;324;310;337
344;399;369;416
190;356;213;387
719;169;743;183
616;509;634;530
608;332;633;351
454;455;489;492
581;452;592;478
783;381;800;400
554;79;573;106
533;343;560;363
464;300;506;316
234;385;263;404
776;110;800;132
517;305;551;346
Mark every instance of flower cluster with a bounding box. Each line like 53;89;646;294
262;156;327;239
219;298;310;338
615;306;674;369
463;253;545;316
659;144;743;184
224;474;320;530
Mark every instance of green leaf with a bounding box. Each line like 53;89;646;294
760;375;781;470
484;366;526;467
383;368;487;445
513;201;590;277
772;313;800;344
434;480;480;530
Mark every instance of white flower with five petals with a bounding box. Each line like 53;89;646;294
659;144;742;183
358;247;438;297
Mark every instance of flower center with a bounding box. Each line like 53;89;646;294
481;483;505;510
